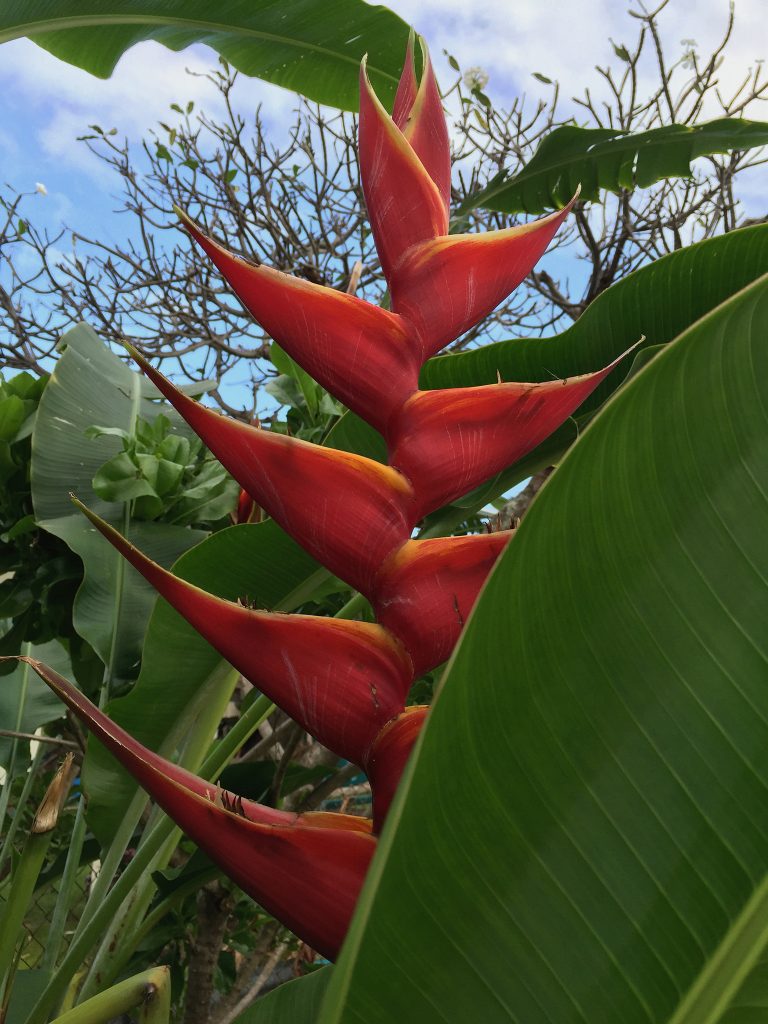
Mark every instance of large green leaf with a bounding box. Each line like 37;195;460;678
0;0;411;110
465;119;768;215
234;968;331;1023
84;520;325;838
31;324;206;686
320;275;768;1021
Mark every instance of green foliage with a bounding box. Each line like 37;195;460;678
320;275;768;1022
0;373;83;660
233;968;330;1023
30;325;210;687
87;412;239;526
0;0;412;110
3;17;767;1017
268;343;345;444
464;118;768;214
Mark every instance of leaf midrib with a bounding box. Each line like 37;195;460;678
101;366;141;702
668;874;768;1023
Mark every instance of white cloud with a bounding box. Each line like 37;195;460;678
0;122;20;164
1;37;297;183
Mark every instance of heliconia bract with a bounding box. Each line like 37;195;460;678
28;37;631;961
15;657;374;962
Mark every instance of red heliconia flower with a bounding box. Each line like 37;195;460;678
14;657;373;961
26;38;637;963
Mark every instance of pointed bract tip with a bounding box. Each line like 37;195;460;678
172;203;193;226
359;53;390;116
173;207;207;245
124;343;150;370
416;33;430;68
71;494;99;524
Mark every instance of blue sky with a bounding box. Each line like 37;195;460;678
0;0;765;405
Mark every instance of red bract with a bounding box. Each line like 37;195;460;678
126;344;416;596
367;707;429;829
373;534;512;675
391;36;451;212
16;657;373;961
174;211;422;435
389;208;576;355
358;54;448;282
30;39;633;962
73;497;412;766
387;363;627;517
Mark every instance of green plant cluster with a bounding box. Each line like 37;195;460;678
86;412;239;526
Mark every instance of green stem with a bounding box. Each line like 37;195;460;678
40;795;88;974
24;694;274;1024
73;376;143;933
0;743;45;880
99;373;142;705
77;827;180;1003
49;966;170;1024
334;591;369;620
0;642;33;840
72;786;149;937
0;828;54;1006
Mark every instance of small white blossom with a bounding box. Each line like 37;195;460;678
35;182;48;196
463;66;489;92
